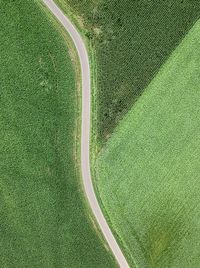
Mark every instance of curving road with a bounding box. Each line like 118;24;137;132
42;1;130;267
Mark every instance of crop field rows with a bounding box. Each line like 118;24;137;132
97;20;200;267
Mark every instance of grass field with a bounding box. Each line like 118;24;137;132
0;1;116;267
96;19;200;267
55;0;200;143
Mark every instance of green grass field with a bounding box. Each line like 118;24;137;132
55;0;200;143
96;19;200;267
0;1;116;267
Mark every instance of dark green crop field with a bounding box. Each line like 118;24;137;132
0;1;116;267
55;0;200;143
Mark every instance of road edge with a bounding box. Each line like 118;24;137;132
42;1;130;267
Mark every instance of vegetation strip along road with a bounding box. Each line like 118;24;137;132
43;0;129;267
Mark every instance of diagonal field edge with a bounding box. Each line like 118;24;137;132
42;0;130;267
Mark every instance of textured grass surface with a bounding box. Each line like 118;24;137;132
55;0;200;143
96;20;200;267
0;1;116;267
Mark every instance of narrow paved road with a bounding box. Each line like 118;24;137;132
43;1;130;267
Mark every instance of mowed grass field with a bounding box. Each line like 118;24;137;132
96;20;200;267
55;0;200;143
0;1;116;267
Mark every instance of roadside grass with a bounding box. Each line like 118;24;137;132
96;19;200;267
0;1;116;267
54;0;200;144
